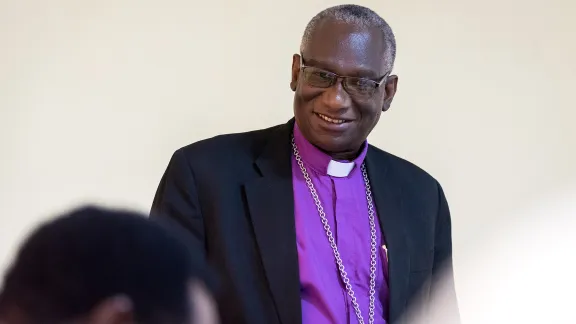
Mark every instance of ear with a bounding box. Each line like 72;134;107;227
290;54;301;92
87;295;134;324
381;75;398;112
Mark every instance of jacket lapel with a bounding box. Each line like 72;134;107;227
365;147;411;323
243;120;302;324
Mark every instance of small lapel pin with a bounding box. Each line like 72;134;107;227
382;244;388;263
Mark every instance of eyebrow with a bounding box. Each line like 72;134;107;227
303;57;381;79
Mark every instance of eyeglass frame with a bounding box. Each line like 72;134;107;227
298;54;390;98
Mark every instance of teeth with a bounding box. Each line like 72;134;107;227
317;113;346;124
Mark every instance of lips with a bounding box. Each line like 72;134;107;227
315;113;350;124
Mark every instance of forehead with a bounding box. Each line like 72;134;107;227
302;19;387;77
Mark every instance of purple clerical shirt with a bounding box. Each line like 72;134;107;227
292;123;389;324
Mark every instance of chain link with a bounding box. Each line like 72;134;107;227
292;137;378;324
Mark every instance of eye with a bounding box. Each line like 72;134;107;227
311;71;333;80
349;78;374;89
345;78;377;96
353;78;373;88
303;68;335;87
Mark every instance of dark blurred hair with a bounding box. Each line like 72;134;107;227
0;206;216;323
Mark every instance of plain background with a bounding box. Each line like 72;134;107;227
1;0;575;322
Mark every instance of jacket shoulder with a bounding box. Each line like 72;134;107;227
369;146;447;220
368;145;441;189
174;123;283;166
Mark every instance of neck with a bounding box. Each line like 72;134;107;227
324;147;363;162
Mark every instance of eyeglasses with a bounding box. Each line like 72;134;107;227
299;55;389;98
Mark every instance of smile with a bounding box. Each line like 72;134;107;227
315;113;348;124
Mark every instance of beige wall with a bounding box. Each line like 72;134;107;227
1;0;574;321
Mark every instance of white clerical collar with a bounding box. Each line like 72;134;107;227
293;122;367;178
326;160;355;178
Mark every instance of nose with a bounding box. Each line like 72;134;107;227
321;79;352;112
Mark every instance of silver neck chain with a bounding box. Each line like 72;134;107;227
292;137;378;324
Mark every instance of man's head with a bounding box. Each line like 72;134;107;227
0;206;219;324
291;4;398;159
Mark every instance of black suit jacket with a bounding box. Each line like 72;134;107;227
151;119;458;324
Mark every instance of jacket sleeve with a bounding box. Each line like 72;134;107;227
429;181;461;323
150;149;206;253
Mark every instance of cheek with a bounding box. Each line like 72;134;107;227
358;101;382;120
294;88;322;114
358;105;382;133
371;110;382;129
298;82;325;100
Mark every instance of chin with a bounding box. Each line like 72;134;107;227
312;136;351;155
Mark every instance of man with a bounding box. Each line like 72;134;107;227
0;206;219;324
151;4;458;324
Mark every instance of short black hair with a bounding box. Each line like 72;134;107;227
0;206;216;323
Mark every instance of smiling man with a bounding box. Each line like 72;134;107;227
151;4;458;324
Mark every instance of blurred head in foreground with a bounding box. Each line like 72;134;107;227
0;206;219;324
